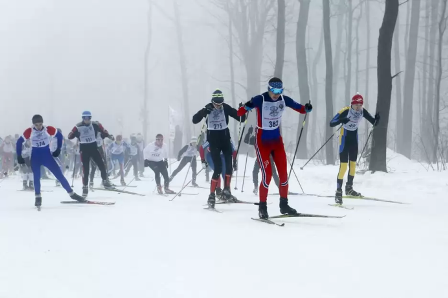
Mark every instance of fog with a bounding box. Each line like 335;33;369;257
0;0;445;168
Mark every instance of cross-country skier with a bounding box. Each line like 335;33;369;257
67;111;114;197
16;115;85;207
108;135;129;186
169;136;199;187
89;131;107;188
192;89;245;208
124;134;141;181
143;134;175;194
19;139;34;190
237;77;312;219
329;93;379;205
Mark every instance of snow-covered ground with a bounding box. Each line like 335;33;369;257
1;151;448;298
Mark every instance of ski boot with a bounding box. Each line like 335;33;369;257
102;179;114;190
89;181;94;189
135;176;141;181
222;187;232;202
82;185;89;198
207;193;216;209
345;185;361;197
191;180;199;187
29;181;34;190
22;180;28;190
215;187;223;200
335;189;343;204
279;197;297;215
258;201;268;219
120;178;126;186
70;192;86;202
35;195;42;207
139;172;144;178
164;186;176;194
156;185;163;195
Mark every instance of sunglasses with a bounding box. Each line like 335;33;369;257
83;116;92;120
268;86;283;95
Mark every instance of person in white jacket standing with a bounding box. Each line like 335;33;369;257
143;134;175;195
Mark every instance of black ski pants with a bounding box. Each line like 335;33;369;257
80;143;108;186
148;160;169;187
171;156;197;181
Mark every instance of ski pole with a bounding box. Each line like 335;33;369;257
234;118;242;190
300;125;342;170
170;167;205;201
121;176;135;192
241;151;249;192
178;156;194;197
287;157;304;193
234;116;249;190
288;109;309;181
357;121;377;165
71;154;77;187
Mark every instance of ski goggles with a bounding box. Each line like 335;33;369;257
268;85;283;95
82;116;92;120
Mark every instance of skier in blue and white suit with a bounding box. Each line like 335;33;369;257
16;115;85;208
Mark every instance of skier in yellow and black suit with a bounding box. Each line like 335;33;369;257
329;93;379;205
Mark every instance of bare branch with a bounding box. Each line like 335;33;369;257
392;71;403;79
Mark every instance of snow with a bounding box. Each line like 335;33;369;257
1;154;448;298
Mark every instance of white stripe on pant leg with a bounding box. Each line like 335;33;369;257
255;137;269;189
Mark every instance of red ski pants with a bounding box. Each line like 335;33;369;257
255;133;288;202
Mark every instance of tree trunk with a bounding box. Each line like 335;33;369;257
323;0;335;165
173;0;191;141
393;13;403;153
401;0;421;159
311;26;324;154
227;9;238;141
142;0;153;142
333;1;345;108
296;0;311;159
404;0;411;62
274;0;286;78
434;0;448;165
369;0;399;172
364;0;371;145
420;0;430;160
345;0;353;102
355;4;362;92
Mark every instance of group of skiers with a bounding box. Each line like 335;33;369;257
7;76;379;219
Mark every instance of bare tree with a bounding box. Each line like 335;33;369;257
345;0;353;102
393;11;402;152
142;0;153;142
434;0;448;164
333;0;345;108
369;0;399;172
296;0;311;158
364;0;371;141
274;0;286;78
310;27;324;153
226;3;238;141
323;0;335;165
401;0;421;159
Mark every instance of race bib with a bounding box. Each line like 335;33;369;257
260;96;285;130
208;109;227;131
30;128;51;148
78;125;96;144
343;108;363;131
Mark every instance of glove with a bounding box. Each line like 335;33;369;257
109;135;115;141
164;159;169;168
374;113;380;126
203;105;213;115
244;101;254;109
247;126;254;135
233;159;238;172
17;155;25;165
144;159;150;167
201;160;208;170
340;117;350;124
52;148;61;157
304;103;313;113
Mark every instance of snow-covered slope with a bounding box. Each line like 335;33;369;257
1;155;447;298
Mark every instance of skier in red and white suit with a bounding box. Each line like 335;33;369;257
237;77;312;219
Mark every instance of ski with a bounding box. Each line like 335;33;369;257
176;193;199;196
60;200;115;205
18;189;52;193
329;204;354;210
91;187;145;196
188;185;208;190
204;207;222;213
251;218;285;226
118;185;137;188
269;213;345;219
303;193;407;204
216;199;257;205
271;192;300;196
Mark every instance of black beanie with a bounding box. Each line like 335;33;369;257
32;114;43;124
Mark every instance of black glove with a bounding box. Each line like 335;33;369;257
374;113;380;126
17;155;25;165
304;103;313;112
109;135;115;141
144;159;150;167
245;101;254;109
164;159;169;168
340;117;350;124
247;126;254;135
233;159;238;172
203;104;213;116
52;148;61;157
239;102;243;108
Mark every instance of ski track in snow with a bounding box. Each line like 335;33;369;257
1;152;448;298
